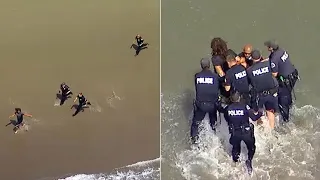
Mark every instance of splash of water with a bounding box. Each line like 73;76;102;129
162;93;320;180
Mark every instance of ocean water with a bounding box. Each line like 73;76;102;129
45;158;160;180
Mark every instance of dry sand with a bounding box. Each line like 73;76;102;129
0;1;160;180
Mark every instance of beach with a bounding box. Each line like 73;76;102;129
0;0;160;180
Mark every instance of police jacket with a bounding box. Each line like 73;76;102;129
224;102;262;129
247;60;277;93
195;69;220;102
225;64;250;94
269;48;296;78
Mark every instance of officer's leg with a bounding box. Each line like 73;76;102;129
209;107;218;131
265;94;279;129
243;132;256;161
191;106;206;143
73;103;83;116
60;92;67;105
229;132;242;162
278;87;292;122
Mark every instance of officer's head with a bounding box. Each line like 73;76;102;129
136;34;141;38
200;58;211;70
15;108;21;113
243;44;253;59
230;91;241;103
226;54;237;68
251;49;262;62
210;37;228;59
264;40;279;52
78;93;83;97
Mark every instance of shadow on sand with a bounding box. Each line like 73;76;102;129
56;93;72;106
130;43;149;56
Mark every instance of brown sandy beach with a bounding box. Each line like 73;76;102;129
0;0;160;180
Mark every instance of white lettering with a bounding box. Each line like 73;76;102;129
228;110;244;116
271;62;276;68
281;51;288;62
197;77;213;84
252;67;269;76
235;70;246;79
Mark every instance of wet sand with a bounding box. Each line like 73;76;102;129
0;1;160;180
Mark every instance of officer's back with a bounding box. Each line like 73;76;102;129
225;54;250;94
264;40;296;78
247;54;276;93
195;59;219;102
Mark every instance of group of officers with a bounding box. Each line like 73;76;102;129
191;37;299;173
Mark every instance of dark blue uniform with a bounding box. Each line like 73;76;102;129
269;48;299;122
73;94;90;116
191;69;220;142
247;60;278;112
60;83;72;105
223;102;262;163
225;64;250;105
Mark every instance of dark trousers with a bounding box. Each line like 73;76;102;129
278;87;292;122
191;101;217;143
278;70;298;122
60;90;72;105
229;128;256;162
136;43;148;56
73;102;85;116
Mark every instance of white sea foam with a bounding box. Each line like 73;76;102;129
56;158;160;180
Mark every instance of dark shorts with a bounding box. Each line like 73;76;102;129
257;93;279;111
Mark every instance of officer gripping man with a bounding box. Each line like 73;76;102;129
191;58;220;144
247;50;279;130
264;40;299;122
221;91;263;175
224;54;251;105
132;34;149;56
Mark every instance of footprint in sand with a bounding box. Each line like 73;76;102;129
106;90;123;108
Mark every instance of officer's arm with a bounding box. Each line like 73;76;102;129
248;109;263;121
269;58;279;77
73;97;78;102
246;105;263;121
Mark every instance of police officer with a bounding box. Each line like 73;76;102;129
224;54;251;105
59;82;73;105
247;50;279;129
72;93;91;116
133;34;149;56
222;92;262;174
264;40;299;122
8;108;33;133
191;58;220;144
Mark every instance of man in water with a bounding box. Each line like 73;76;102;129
221;92;262;174
237;44;253;68
59;82;73;105
9;108;33;133
132;34;149;56
72;93;91;116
